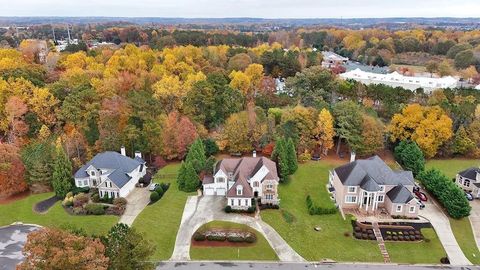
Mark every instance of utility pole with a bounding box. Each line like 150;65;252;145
66;24;72;43
52;25;56;43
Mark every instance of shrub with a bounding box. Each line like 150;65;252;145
100;194;114;204
85;203;105;215
224;206;232;213
369;234;376;240
193;232;206;241
206;235;226;241
160;183;170;192
281;210;295;224
306;195;336;215
398;235;405;241
227;236;245;242
354;227;361;232
71;186;90;195
385;235;392;240
354;232;362;239
113;197;127;208
392;236;398;241
154;185;164;196
409;235;416;241
418;169;471;218
62;196;74;207
73;193;89;208
65;192;73;199
91;193;100;203
245;235;256;243
73;206;86;215
105;205;124;216
150;191;160;203
247;206;256;213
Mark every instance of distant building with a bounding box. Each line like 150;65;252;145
340;68;458;93
321;51;349;68
475;84;480;90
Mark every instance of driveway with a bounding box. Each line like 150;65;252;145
0;224;40;270
119;187;151;226
469;200;480;252
170;196;305;262
419;198;471;266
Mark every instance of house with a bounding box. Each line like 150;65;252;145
203;155;280;210
74;147;147;199
456;167;480;198
329;155;419;218
339;68;459;93
476;84;480;90
321;51;349;68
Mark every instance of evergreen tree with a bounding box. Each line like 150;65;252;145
394;140;425;176
272;138;290;181
29;161;52;186
183;162;199;192
185;139;207;173
285;138;298;174
52;143;73;198
176;161;187;191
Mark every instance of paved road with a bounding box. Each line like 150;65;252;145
0;224;40;270
469;200;480;253
119;187;151;226
157;261;480;270
170;195;304;262
419;198;472;266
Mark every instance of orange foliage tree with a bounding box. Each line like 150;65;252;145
0;143;27;197
161;111;198;160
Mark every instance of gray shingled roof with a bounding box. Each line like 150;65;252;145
387;185;414;203
360;175;381;191
334;155;414;187
458;167;480;181
74;151;144;188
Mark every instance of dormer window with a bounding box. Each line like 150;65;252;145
228;172;233;179
90;170;96;176
253;181;259;187
236;185;243;196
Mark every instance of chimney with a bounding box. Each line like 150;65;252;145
350;151;356;162
134;151;142;159
252;150;257;158
120;146;126;156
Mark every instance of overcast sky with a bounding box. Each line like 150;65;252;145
0;0;479;18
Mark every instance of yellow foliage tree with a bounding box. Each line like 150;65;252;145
316;108;335;155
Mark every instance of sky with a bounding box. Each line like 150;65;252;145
0;0;479;18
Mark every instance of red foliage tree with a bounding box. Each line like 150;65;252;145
162;111;198;160
0;143;27;197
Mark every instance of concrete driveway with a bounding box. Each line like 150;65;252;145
119;187;151;226
419;198;471;266
469;200;480;252
170;195;305;262
0;224;40;270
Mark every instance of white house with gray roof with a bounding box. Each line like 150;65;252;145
329;155;419;218
456;167;480;198
74;147;146;199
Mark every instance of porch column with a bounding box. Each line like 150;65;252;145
365;192;370;211
372;192;377;211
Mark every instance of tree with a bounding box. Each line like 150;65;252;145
453;125;476;155
185;139;207;173
316;108;335;155
222;111;266;153
161;111;198;160
285;138;298;174
357;114;384;156
388;104;453;158
182;161;199;192
52;141;73;198
203;138;219;157
438;60;454;77
332;101;363;154
18;227;109;270
271;138;289;181
394;140;425;176
103;223;155;270
425;60;439;77
0;143;27;197
454;50;476;70
177;161;187;191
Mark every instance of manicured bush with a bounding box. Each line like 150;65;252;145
62;196;74;207
418;169;471;218
105;205;124;216
245;235;256;243
73;193;89;208
392;236;398;241
224;206;232;213
72;206;86;215
369;234;376;240
91;193;100;203
354;232;362;239
150;191;160;203
227;235;245;242
160;182;170;192
206;235;226;241
85;203;105;215
100;194;114;204
409;235;416;241
154;185;164;196
113;197;128;208
247;206;256;213
306;195;336;215
193;232;206;241
71;186;90;195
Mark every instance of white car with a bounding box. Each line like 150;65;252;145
149;183;159;191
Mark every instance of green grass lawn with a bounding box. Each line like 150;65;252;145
0;192;118;236
261;160;446;263
133;163;195;260
190;221;278;261
385;228;446;264
426;159;480;179
449;217;480;264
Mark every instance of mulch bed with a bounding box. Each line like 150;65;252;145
191;239;254;247
33;196;60;213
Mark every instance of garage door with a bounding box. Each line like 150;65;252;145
204;188;214;195
216;188;226;196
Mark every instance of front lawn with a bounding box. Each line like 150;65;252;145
385;228;446;264
426;159;480;179
261;160;446;263
0;192;118;235
189;221;278;261
449;217;480;265
133;163;195;260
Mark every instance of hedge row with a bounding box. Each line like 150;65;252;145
418;169;471;219
306;195;336;215
193;231;256;243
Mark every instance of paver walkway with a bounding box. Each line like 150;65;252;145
372;222;390;263
419;198;471;266
118;187;151;226
170;195;305;262
469;200;480;252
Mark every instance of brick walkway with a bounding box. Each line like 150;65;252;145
372;222;390;263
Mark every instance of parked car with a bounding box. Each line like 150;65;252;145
149;183;159;191
416;199;425;210
465;192;474;201
414;190;428;202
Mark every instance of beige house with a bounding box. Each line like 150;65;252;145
456;167;480;198
329;156;419;218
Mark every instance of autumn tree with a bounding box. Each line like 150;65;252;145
0;143;27;197
356;114;385;156
18;227;109;270
316;108;335;155
453;125;476;155
161;111;198;160
388;104;453;158
222;111;266;154
5;96;29;145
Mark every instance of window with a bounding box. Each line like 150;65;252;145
458;178;463;185
83;180;88;186
347;186;357;193
379;186;385;192
139;164;144;172
77;180;83;187
90;170;96;176
230;199;234;206
217;177;225;183
464;180;471;187
253;181;259;187
266;184;273;189
345;195;357;203
265;194;273;200
236;185;243;196
396;205;403;212
377;195;384;202
409;206;416;213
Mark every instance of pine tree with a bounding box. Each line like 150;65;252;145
52;144;73;198
183;162;199;192
286;138;298;174
29;161;52;186
185;139;207;173
177;161;187;191
272;138;290;181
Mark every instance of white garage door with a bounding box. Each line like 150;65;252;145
216;188;226;196
204;188;214;195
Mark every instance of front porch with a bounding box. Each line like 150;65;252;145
343;207;390;222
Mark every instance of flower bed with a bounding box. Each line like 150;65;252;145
62;191;126;216
352;221;429;242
